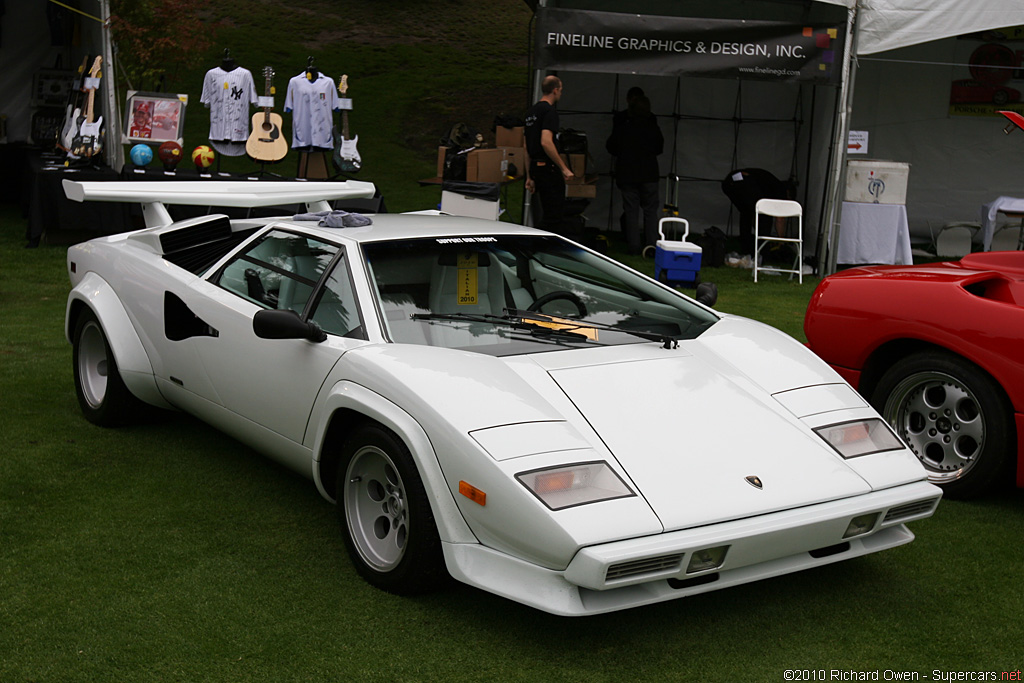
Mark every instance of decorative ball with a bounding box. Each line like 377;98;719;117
129;144;153;167
157;141;183;169
191;145;215;169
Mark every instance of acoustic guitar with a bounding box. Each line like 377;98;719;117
246;66;288;163
69;56;104;160
333;75;361;173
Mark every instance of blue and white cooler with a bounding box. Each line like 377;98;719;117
654;217;702;285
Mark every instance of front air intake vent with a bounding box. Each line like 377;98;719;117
606;554;683;582
883;499;938;524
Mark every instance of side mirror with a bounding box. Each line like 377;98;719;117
695;282;718;308
253;309;327;342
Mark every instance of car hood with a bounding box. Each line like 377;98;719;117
344;316;881;532
531;318;872;530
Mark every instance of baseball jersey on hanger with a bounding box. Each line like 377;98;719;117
284;71;339;150
200;66;258;142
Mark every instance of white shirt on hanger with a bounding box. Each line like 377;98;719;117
200;66;258;142
284;71;339;150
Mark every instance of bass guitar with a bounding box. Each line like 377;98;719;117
333;75;361;173
246;66;288;163
69;56;104;160
57;55;91;153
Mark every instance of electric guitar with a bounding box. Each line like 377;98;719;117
57;55;91;152
246;66;288;163
333;75;361;173
69;56;104;159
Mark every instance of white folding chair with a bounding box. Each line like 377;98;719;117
935;222;978;258
753;198;802;283
991;223;1024;252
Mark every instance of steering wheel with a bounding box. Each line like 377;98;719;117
527;290;588;318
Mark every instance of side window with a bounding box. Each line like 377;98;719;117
215;230;338;313
309;255;363;338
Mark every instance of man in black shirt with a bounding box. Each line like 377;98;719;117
606;95;663;254
525;75;574;233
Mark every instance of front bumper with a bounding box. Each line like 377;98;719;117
442;480;941;616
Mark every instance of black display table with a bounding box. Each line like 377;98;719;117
25;152;128;246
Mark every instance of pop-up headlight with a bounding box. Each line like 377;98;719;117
516;461;634;510
814;418;904;459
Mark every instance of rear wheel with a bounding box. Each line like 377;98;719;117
336;424;446;594
871;351;1013;498
72;310;144;426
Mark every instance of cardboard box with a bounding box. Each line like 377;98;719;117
467;148;507;183
560;153;587;182
565;177;598;198
496;126;524;148
499;146;526;178
845;159;910;204
441;190;500;220
436;146;447;178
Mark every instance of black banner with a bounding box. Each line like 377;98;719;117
535;8;845;84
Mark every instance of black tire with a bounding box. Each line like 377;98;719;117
871;350;1014;498
72;309;145;426
336;424;447;595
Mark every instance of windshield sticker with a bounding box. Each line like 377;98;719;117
435;237;498;244
457;253;479;305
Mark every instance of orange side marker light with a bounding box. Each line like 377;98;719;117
459;481;487;506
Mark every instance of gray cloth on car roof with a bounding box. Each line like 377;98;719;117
292;210;373;228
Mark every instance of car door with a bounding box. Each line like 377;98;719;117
182;228;367;444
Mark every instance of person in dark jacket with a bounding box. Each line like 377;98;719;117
721;168;792;255
606;95;664;254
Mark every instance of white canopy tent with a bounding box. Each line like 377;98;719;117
526;0;1024;273
0;0;119;169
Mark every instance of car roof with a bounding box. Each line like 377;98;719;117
266;213;549;245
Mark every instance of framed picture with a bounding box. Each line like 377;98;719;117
124;91;188;144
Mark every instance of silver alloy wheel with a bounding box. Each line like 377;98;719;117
77;319;110;410
882;370;985;484
344;444;409;572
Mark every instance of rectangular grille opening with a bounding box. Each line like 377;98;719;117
668;573;719;590
605;554;683;582
883;499;937;524
809;541;851;559
159;216;232;254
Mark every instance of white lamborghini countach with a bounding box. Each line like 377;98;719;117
63;179;940;616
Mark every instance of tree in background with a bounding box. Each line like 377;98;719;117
109;0;220;91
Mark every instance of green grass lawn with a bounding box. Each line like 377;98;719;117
2;200;1024;682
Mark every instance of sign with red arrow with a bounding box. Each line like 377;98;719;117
848;130;868;154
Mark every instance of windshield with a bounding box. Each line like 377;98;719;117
362;235;718;355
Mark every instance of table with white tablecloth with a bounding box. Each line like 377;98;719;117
837;201;913;265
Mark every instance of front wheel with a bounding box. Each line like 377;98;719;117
72;309;145;426
871;351;1014;498
336;424;446;594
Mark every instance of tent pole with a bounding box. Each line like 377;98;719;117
818;3;860;276
523;0;549;228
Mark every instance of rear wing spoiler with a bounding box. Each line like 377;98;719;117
62;179;377;228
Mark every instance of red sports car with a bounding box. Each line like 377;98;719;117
804;251;1024;497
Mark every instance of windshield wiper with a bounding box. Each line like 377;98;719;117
504;309;680;349
411;310;680;349
410;312;595;343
